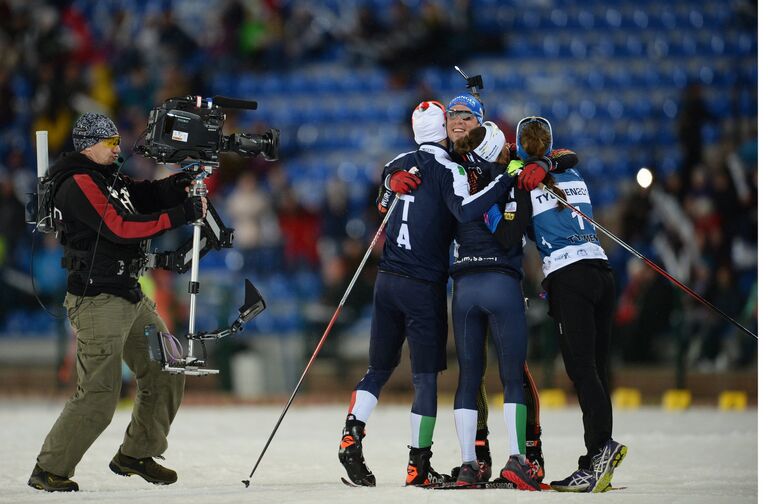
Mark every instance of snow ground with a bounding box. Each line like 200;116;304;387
1;400;756;504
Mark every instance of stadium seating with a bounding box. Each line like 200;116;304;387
0;0;756;340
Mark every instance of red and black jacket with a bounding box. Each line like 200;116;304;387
50;152;189;302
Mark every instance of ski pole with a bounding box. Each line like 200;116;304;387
242;192;403;488
539;184;757;340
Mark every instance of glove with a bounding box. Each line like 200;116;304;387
517;158;552;191
183;196;205;222
506;159;524;176
385;169;421;194
170;172;194;193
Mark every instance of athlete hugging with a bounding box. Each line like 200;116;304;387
337;97;627;493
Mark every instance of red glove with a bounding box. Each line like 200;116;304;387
386;169;421;194
517;158;551;191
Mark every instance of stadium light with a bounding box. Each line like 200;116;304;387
636;167;653;189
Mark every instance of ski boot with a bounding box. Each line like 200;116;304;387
405;446;449;486
499;455;541;491
455;461;482;486
475;429;493;482
589;439;627;493
450;428;492;482
28;464;79;492
526;438;545;483
338;414;376;486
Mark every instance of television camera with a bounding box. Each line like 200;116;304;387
135;95;279;164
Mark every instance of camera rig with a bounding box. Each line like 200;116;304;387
132;96;280;375
140;162;267;376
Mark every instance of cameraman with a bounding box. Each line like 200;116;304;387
29;113;207;492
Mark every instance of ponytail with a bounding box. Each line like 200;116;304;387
519;122;551;158
543;174;567;211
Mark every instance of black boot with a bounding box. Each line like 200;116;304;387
405;446;449;486
109;450;177;485
28;464;79;492
338;414;375;486
474;428;492;482
526;438;545;483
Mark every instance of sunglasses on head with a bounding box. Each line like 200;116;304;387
100;136;121;147
446;109;476;120
518;116;551;129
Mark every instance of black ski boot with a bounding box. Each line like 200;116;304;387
475;428;493;482
109;450;177;485
405;446;449;486
28;464;79;492
526;438;545;483
338;414;376;486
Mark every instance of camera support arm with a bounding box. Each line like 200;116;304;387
147;162;267;375
144;199;234;274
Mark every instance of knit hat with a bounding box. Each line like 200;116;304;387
473;121;506;163
412;100;447;144
447;94;484;123
72;113;119;152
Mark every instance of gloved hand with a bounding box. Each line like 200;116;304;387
183;196;206;222
385;169;421;194
517;158;552;191
170;172;194;193
506;159;524;176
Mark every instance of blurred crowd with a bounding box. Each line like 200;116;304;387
612;107;757;371
0;0;757;381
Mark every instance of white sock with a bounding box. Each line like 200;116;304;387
348;390;378;423
503;402;527;457
454;408;478;463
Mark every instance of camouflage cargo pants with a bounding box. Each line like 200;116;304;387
36;293;185;478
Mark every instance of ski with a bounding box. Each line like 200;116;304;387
426;480;626;491
341;477;375;488
344;475;625;491
428;481;516;490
